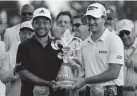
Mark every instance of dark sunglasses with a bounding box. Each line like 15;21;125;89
119;30;130;37
73;23;83;28
21;12;33;16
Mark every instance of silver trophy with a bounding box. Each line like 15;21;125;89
52;28;82;88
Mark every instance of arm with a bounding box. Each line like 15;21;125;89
19;70;49;86
85;63;122;84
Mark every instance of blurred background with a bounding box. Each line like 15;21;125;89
0;0;137;40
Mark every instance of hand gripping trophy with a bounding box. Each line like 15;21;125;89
52;28;82;95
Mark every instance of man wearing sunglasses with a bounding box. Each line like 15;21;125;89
4;4;34;52
72;3;124;96
117;19;137;96
72;15;90;44
3;4;34;96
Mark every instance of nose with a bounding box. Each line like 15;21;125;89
39;22;45;28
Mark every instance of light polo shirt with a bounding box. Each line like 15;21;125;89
81;28;124;86
124;37;137;85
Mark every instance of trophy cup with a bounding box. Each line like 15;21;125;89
53;28;82;89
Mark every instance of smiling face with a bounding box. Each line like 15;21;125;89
119;30;135;47
32;16;51;38
56;15;71;29
87;15;106;33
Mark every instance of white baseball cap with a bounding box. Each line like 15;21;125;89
33;7;52;21
117;19;134;34
20;20;34;31
84;3;106;18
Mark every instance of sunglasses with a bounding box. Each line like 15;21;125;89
21;12;33;16
119;30;130;37
73;23;83;28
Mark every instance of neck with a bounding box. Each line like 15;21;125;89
35;35;49;47
91;26;106;42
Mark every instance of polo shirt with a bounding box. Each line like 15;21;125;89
124;37;137;85
16;36;63;96
81;28;124;86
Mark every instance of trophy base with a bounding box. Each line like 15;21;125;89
56;80;75;88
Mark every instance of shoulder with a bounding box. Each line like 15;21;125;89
107;31;122;43
5;24;20;35
6;24;20;31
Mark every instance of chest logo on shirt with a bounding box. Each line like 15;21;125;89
99;50;107;54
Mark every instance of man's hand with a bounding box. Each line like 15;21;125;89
47;80;58;91
72;78;86;90
125;56;132;68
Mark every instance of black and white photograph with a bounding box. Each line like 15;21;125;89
0;0;137;96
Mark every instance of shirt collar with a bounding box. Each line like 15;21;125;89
99;28;109;41
31;35;51;46
85;28;109;43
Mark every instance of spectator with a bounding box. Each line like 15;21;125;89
4;4;34;51
1;21;34;96
117;19;137;96
105;8;117;34
0;41;6;96
72;15;90;45
52;11;73;39
72;3;124;96
4;4;34;96
16;7;62;96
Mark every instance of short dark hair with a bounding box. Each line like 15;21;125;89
56;11;73;24
73;15;83;19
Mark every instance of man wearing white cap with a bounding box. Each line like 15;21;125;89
16;8;62;96
117;19;137;96
72;3;124;96
0;20;34;96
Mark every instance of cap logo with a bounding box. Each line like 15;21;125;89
39;9;45;14
88;6;98;11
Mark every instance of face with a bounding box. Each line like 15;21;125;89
32;17;51;38
119;30;135;47
19;28;34;42
21;5;34;22
56;15;71;29
73;18;89;40
87;15;106;33
105;17;116;31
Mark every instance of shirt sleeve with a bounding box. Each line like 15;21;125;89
108;36;124;65
16;42;30;71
